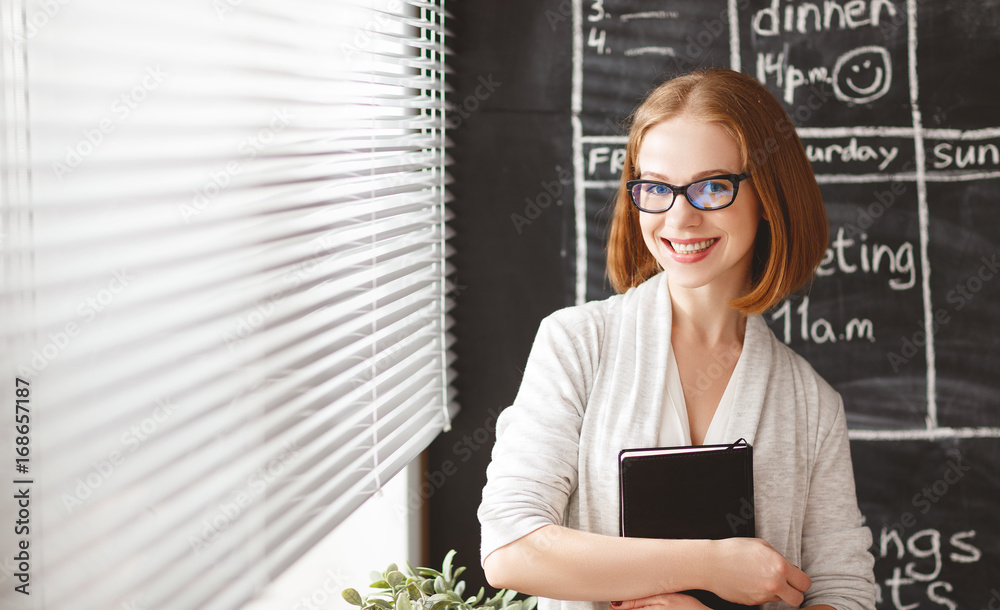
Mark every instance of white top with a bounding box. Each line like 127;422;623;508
658;346;742;447
478;272;876;610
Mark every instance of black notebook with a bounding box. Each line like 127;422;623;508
618;439;757;610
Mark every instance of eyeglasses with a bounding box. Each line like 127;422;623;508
626;172;751;213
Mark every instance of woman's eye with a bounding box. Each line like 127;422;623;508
648;184;671;196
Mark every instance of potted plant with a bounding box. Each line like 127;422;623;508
342;550;537;610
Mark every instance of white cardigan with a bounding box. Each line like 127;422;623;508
478;272;876;610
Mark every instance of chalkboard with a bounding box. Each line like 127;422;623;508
572;1;1000;608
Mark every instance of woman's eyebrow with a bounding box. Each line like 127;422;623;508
639;169;733;183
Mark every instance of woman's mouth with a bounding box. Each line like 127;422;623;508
666;238;718;254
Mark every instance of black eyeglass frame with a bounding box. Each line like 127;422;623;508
626;172;752;213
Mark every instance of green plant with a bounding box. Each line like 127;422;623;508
342;550;537;610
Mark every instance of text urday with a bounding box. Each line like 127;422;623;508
14;486;30;594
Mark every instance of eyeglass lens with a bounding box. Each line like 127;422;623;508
632;177;737;211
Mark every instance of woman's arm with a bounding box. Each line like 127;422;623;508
484;524;812;607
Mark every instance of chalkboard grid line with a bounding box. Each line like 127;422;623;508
849;426;1000;441
728;0;740;72
582;127;1000;142
572;0;587;306
905;0;937;432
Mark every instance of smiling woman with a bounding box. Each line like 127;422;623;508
478;69;875;610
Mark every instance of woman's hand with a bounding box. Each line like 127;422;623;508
609;593;709;610
706;538;812;606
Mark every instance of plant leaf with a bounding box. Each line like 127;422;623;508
387;571;406;589
370;580;391;590
418;567;444;578
370;599;393;610
342;589;364;606
428;593;453;610
396;591;413;610
454;580;465;597
421;580;436;595
483;591;503;607
523;596;538;610
442;549;456;582
434;576;447;594
472;587;485;605
502;589;518;603
406;583;423;600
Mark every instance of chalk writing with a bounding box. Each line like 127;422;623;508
875;527;982;610
751;0;899;36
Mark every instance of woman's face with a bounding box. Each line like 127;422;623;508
635;116;763;297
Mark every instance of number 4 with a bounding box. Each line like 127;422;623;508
588;27;607;55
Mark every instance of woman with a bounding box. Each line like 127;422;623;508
478;69;876;610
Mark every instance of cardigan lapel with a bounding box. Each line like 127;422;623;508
608;272;674;452
723;314;772;446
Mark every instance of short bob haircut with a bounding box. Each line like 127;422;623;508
606;69;828;315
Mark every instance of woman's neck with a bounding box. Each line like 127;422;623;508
669;282;748;347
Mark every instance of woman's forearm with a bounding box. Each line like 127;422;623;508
483;524;713;602
484;525;812;607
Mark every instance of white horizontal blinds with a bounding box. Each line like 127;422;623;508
0;0;452;609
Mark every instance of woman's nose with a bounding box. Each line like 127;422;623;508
664;193;704;228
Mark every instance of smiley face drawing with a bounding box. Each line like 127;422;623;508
832;46;893;104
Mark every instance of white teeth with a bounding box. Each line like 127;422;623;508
670;238;716;253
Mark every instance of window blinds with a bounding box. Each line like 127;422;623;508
0;1;453;609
